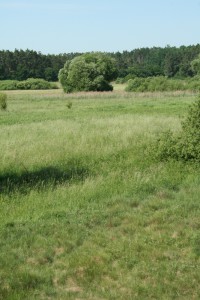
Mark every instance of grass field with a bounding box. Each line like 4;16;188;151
0;88;200;299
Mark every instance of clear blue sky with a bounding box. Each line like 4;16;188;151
0;0;200;54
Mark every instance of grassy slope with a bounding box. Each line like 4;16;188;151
0;89;199;299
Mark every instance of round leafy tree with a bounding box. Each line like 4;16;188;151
58;53;118;93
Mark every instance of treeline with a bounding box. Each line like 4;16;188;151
113;44;200;79
0;49;80;81
0;45;200;81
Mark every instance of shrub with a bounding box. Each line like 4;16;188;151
91;75;113;91
179;97;200;160
115;74;136;84
125;76;200;93
16;78;58;90
188;76;200;92
0;79;58;90
191;54;200;75
115;78;126;84
153;97;200;162
59;53;117;93
125;78;144;92
0;80;18;90
0;93;7;110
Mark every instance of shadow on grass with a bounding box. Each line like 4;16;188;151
0;163;90;194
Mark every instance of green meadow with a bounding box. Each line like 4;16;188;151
0;88;200;299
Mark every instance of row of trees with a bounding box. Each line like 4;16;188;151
0;45;200;81
113;44;200;78
0;49;80;81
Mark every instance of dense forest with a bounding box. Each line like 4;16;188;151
0;44;200;81
0;50;80;81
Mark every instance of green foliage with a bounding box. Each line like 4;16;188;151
154;97;200;161
0;92;7;110
0;79;58;90
44;67;57;81
191;54;200;75
115;77;126;84
59;53;117;93
1;45;200;83
0;49;80;81
1;46;200;82
0;80;18;90
115;74;137;84
125;76;200;92
16;78;58;90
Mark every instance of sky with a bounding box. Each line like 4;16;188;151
0;0;200;54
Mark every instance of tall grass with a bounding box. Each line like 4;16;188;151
0;90;199;299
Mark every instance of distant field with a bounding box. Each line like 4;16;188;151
0;89;199;299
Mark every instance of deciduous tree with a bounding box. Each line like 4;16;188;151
58;53;118;93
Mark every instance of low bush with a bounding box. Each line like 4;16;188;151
0;80;18;90
16;78;58;90
0;93;7;110
115;77;126;84
115;74;136;84
0;79;58;90
153;97;200;162
125;76;200;92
